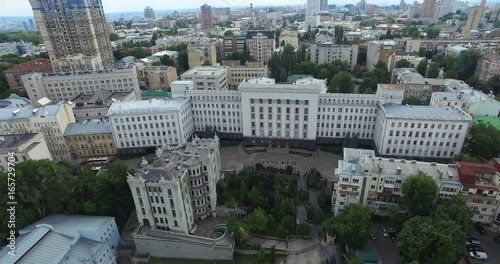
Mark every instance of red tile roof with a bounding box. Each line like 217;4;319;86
457;162;499;190
3;58;53;73
487;158;500;171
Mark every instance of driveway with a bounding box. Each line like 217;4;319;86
468;227;500;264
367;222;401;264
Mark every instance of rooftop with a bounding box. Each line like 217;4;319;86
0;104;63;121
377;83;404;90
117;56;135;64
473;115;500;130
21;214;115;237
0;133;40;150
433;89;490;102
3;58;53;73
71;90;133;105
64;120;112;137
107;97;188;116
457;162;499;191
141;90;172;98
152;50;179;57
131;135;219;182
481;53;500;62
380;103;471;121
0;94;30;109
245;77;275;84
181;66;227;76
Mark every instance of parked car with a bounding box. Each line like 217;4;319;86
382;227;388;237
389;234;397;242
475;223;487;235
495;235;500;243
466;245;484;252
466;237;481;246
370;233;376;240
469;251;488;260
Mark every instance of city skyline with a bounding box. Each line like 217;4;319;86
0;0;494;17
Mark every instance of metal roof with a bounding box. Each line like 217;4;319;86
381;103;471;120
64;120;112;136
0;104;63;121
107;98;188;116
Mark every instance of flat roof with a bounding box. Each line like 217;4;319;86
433;90;489;102
377;83;403;90
64;120;112;136
21;214;114;237
181;66;227;76
381;103;471;120
107;98;188;115
0;104;62;121
473;115;500;129
0;133;40;150
141;90;172;97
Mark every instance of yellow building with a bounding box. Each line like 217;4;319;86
63;119;116;159
279;30;299;48
137;66;178;90
188;42;217;69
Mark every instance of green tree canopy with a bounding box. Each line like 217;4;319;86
416;58;428;76
465;122;500;160
425;62;440;78
109;33;119;41
327;204;373;249
395;59;413;68
452;153;485;163
432;195;471;233
402;96;423;105
328;71;354;93
401;175;439;216
245;207;270;233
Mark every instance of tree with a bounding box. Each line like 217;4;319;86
226;197;237;208
160;55;174;66
270;245;276;263
331;204;373;248
177;49;189;72
320;217;336;240
239;180;248;202
258;246;266;262
388;205;403;231
456;49;481;80
452;153;484;163
416;58;428;76
227;217;248;247
402;96;423;105
224;30;234;36
345;255;364;264
328;71;354;93
465;123;500;160
401;175;439;216
395;59;412;68
425;62;440;78
280;214;295;230
109;33;119;41
432;195;471;233
245;208;270;233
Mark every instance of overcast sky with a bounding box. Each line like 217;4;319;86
0;0;413;17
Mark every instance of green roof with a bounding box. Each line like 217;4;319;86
473;115;500;130
141;91;172;97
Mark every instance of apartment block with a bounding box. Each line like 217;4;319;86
64;119;116;159
224;61;268;89
430;89;492;112
22;67;140;103
0;103;76;161
223;36;246;58
246;31;275;64
476;53;500;82
188;42;218;69
0;133;52;171
137;66;178;90
180;66;228;90
374;103;472;160
367;40;399;70
457;162;500;224
3;58;53;92
333;148;463;216
310;43;359;71
107;98;194;155
279;30;299;48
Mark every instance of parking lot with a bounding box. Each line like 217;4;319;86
365;222;401;264
468;227;500;264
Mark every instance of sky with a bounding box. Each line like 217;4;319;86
0;0;408;17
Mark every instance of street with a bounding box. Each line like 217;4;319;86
468;227;500;264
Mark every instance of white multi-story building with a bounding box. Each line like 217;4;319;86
22;67;140;103
0;103;76;161
333;148;463;215
310;43;359;71
180;66;228;91
127;136;221;234
0;133;52;171
107;98;194;155
374;103;472;160
430;89;491;111
245;31;275;64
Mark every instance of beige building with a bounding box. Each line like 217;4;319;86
367;40;399;70
387;52;424;74
22;66;140;103
476;53;500;82
224;61;268;89
0;103;76;161
29;0;114;70
0;133;52;171
137;66;178;90
464;2;486;34
310;43;359;71
188;42;217;69
279;30;299;48
3;58;53;92
180;66;228;90
246;31;275;64
64;119;116;159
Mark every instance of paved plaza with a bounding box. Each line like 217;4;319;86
220;145;342;180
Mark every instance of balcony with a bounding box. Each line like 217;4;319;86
464;192;497;201
338;189;359;196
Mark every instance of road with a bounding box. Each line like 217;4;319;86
468;227;500;264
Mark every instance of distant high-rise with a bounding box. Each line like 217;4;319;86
306;0;321;27
28;19;36;30
422;0;437;18
320;0;328;10
464;0;487;33
200;4;213;29
356;0;367;11
23;21;30;31
29;0;114;71
399;0;406;10
144;6;155;20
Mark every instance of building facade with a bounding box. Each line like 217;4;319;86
144;6;155;19
137;66;178;90
64;119;116;159
3;58;53;92
71;89;138;122
22;67;140;103
245;31;275;64
223;36;246;58
279;30;299;48
225;61;268;89
310;43;359;71
200;4;213;29
476;53;500;82
0;133;52;172
421;0;437;18
188;42;217;69
107;98;194;155
180;66;228;90
29;0;114;70
0;103;76;161
367;41;398;70
374;103;471;160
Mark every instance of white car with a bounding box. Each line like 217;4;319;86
466;237;481;246
469;251;487;260
382;227;388;237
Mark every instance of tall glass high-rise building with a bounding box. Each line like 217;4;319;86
29;0;114;71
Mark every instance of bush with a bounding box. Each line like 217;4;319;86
298;223;311;236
